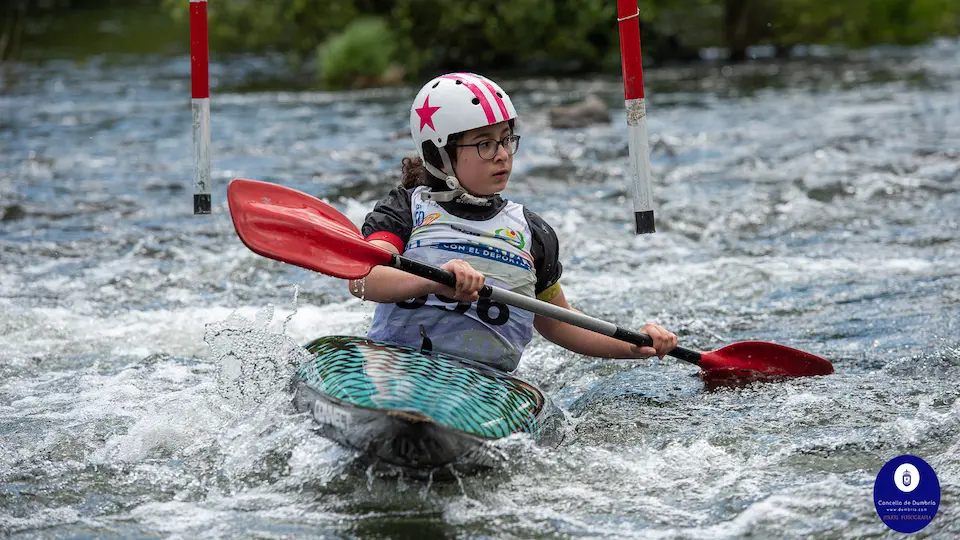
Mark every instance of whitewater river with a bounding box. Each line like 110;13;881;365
2;41;958;538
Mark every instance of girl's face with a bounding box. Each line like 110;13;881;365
452;121;514;196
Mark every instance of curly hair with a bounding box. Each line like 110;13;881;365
399;135;461;189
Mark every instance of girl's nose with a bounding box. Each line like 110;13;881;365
494;143;510;162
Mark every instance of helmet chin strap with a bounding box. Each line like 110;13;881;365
420;147;496;206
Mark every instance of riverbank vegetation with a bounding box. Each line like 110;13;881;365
9;0;959;88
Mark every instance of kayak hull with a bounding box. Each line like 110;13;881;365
293;383;501;472
292;336;563;476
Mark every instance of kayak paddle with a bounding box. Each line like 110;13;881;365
227;179;834;383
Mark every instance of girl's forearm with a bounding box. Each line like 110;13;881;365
347;265;437;303
541;320;634;358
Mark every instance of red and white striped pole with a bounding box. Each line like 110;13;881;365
191;0;211;214
617;0;655;234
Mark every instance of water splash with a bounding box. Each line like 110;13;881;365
352;278;366;302
205;290;312;406
281;284;301;334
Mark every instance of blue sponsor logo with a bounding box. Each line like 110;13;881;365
433;242;532;271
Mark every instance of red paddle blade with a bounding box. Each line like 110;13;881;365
227;179;393;279
698;341;834;386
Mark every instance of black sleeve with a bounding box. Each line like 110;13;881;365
361;187;415;243
524;208;563;295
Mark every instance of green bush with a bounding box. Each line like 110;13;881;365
318;17;398;89
161;0;362;57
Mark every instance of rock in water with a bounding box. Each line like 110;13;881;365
1;204;26;222
549;95;611;129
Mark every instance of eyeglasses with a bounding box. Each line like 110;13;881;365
456;134;521;160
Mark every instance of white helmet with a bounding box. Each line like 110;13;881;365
409;73;518;204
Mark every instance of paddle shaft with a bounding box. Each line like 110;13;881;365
391;254;703;366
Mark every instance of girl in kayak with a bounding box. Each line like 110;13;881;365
349;73;676;371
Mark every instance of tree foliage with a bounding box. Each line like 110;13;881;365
158;0;960;87
318;17;398;89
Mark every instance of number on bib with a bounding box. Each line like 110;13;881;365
477;298;509;325
394;295;511;326
434;293;471;314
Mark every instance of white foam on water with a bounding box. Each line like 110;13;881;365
87;384;227;464
560;254;940;311
0;299;368;537
0;298;374;367
341;197;374;228
649;477;879;540
443;438;759;535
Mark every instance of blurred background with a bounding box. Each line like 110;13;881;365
5;0;960;87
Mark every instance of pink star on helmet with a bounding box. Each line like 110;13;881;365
415;95;441;132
